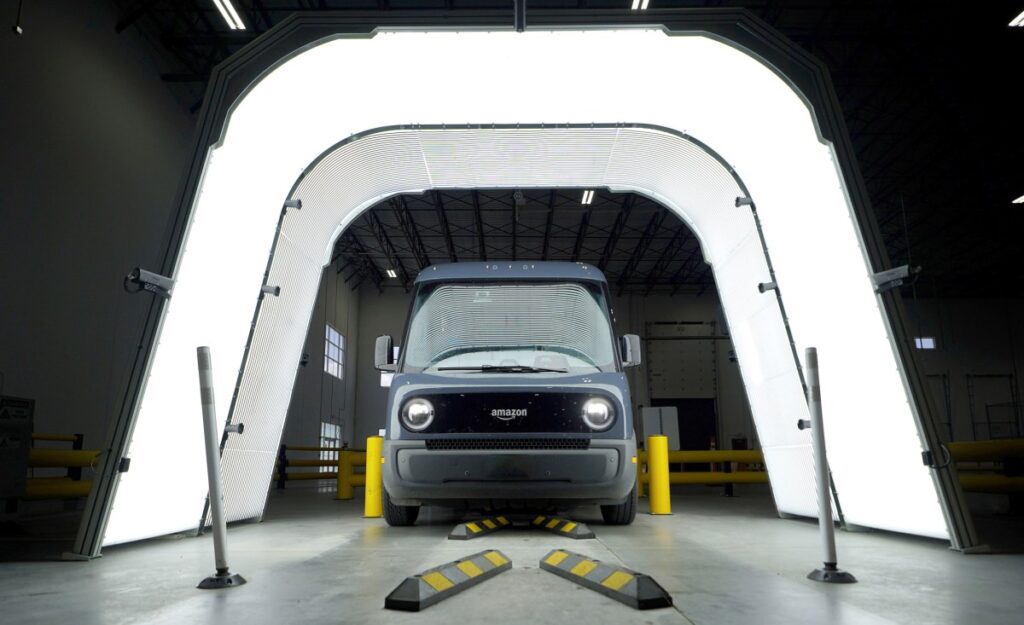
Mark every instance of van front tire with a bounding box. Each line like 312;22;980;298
383;488;420;526
600;483;637;525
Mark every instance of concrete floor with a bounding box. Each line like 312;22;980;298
1;486;1022;625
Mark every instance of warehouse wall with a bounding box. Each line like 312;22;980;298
904;298;1024;442
0;1;193;451
281;267;360;450
611;293;755;448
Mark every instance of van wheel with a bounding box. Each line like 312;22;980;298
600;483;637;525
383;488;420;526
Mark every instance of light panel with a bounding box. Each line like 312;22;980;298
102;29;951;546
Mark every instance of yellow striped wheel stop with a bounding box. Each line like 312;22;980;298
384;550;512;611
539;549;673;610
448;515;512;540
530;515;596;539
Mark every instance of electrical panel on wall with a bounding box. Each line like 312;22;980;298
645;321;718;399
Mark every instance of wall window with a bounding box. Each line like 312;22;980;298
319;421;341;473
914;337;936;350
325;324;345;379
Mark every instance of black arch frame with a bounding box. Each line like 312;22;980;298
73;9;975;557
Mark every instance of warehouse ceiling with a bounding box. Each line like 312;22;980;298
333;189;710;295
109;0;1023;298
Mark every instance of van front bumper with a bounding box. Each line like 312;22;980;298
382;438;636;506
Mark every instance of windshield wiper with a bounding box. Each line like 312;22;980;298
436;365;568;373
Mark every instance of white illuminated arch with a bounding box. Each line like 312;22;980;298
102;29;950;546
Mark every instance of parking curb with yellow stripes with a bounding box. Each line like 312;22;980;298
530;515;596;539
539;549;673;610
384;550;512;611
448;515;512;540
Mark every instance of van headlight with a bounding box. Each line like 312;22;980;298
401;398;435;431
581;397;615;431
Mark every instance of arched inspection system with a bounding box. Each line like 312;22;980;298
72;10;976;557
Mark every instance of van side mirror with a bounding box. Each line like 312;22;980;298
374;335;396;371
620;334;642;368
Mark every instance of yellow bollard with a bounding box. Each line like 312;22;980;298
364;436;384;518
335;450;354;500
647;435;671;515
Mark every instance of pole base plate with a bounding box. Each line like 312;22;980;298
198;572;247;589
807;567;856;583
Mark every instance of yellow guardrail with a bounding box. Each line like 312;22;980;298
19;432;95;500
947;438;1024;494
335;451;368;500
279;445;340;453
28;448;100;468
959;474;1024;494
636;442;767;506
948;440;1024;463
275;444;364;489
277;438;382;518
664;471;769;485
24;478;92;499
31;433;81;443
636;448;765;465
637;437;1024;503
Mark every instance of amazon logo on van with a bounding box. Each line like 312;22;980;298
490;408;527;420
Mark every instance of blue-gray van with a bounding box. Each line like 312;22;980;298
374;261;640;525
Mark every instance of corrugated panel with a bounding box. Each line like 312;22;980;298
219;131;432;523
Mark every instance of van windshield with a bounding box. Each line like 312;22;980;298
401;282;617;373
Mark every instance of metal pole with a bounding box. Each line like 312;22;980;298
802;347;856;584
196;347;246;590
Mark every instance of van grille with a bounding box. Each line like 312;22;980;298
425;438;590;451
400;391;617;434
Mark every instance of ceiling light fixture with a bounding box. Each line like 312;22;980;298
631;0;650;10
212;0;245;30
386;269;398;278
1013;195;1024;204
581;189;594;205
1010;11;1024;26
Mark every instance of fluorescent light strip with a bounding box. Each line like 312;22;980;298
386;269;397;278
581;189;594;204
1013;194;1024;204
631;0;641;9
212;0;245;30
1010;11;1024;26
642;0;651;9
